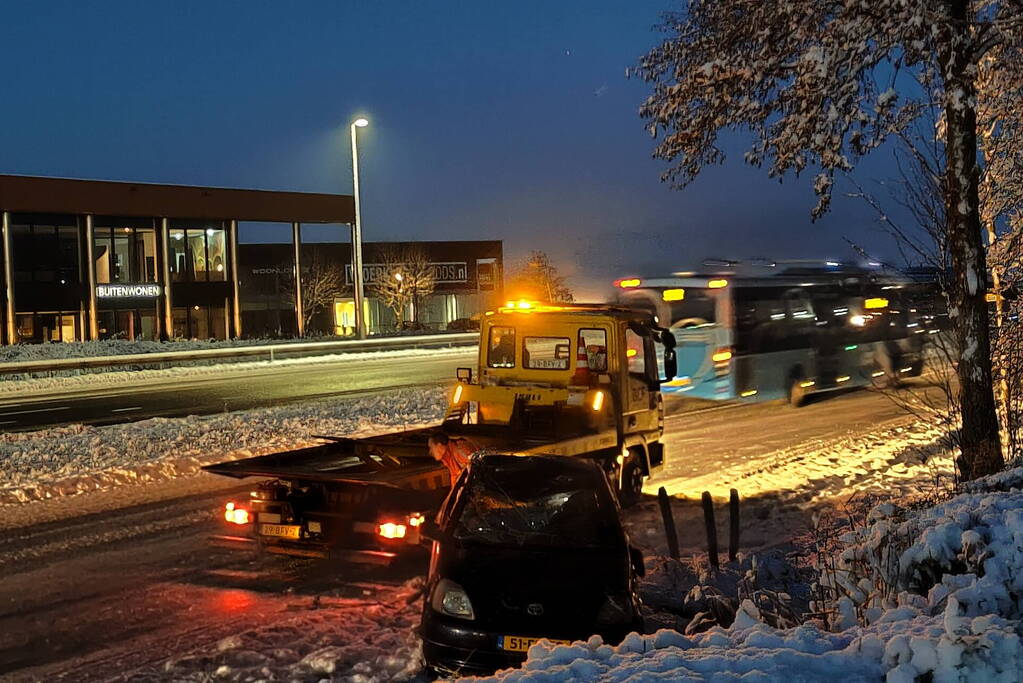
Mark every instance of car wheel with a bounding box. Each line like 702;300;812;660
619;451;645;507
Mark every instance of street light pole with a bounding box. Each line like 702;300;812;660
350;117;369;339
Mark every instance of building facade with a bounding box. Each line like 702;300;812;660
239;240;503;337
0;174;353;343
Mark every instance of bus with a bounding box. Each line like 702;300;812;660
613;262;929;406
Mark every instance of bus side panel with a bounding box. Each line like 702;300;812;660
734;348;816;401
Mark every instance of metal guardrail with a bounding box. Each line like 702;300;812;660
0;332;480;376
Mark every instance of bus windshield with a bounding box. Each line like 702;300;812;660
666;289;717;328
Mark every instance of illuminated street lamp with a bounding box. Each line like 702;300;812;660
350;117;369;338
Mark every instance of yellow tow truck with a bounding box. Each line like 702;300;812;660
203;301;677;563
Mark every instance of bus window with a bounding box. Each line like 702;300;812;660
488;326;516;368
735;287;789;353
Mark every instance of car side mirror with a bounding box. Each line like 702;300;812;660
662;347;677;382
629;545;646;577
456;367;472;383
659;329;677;381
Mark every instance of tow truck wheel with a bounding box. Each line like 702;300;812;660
619;450;644;507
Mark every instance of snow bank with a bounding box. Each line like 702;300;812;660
0;345;473;396
473;610;1020;682
0;336;324;368
0;334;462;364
0;387;446;505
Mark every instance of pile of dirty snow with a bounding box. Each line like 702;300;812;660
0;387;445;505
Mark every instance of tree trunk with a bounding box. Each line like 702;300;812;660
944;0;1003;480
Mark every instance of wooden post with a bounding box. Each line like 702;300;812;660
729;488;740;562
702;491;719;571
657;487;680;560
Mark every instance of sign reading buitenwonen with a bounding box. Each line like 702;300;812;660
96;284;162;298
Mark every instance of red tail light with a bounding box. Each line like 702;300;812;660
224;501;250;525
378;522;407;539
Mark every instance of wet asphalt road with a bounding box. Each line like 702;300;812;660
0;349;476;432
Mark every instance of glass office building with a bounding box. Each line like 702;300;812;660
0;174;353;343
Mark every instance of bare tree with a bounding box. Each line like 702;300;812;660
284;251;348;333
636;0;1023;479
370;246;436;330
506;251;574;304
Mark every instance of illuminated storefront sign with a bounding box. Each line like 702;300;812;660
96;283;162;298
345;262;468;284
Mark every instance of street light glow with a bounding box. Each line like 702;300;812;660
353;117;369;127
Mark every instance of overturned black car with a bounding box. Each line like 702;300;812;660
419;453;645;676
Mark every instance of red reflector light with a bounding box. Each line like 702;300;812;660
378;522;407;539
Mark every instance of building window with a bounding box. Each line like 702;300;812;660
170;230;186;281
207;228;226;281
95;223;157;284
170;222;228;283
112;231;131;282
188;230;207;280
94;226;112;284
171;303;227;340
11;220;78;285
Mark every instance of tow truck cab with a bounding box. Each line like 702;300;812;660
446;301;676;504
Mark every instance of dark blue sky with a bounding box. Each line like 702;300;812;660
0;1;905;297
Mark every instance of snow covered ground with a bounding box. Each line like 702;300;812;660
0;386;446;505
624;418;955;562
0;345;472;397
131;578;428;683
475;465;1023;683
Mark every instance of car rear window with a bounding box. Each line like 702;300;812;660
452;458;621;548
522;336;571;370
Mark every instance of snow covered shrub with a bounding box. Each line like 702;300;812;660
817;474;1023;630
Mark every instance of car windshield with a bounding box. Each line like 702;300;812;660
451;457;621;549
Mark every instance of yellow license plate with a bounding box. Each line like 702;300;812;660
498;635;571;653
260;523;301;539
